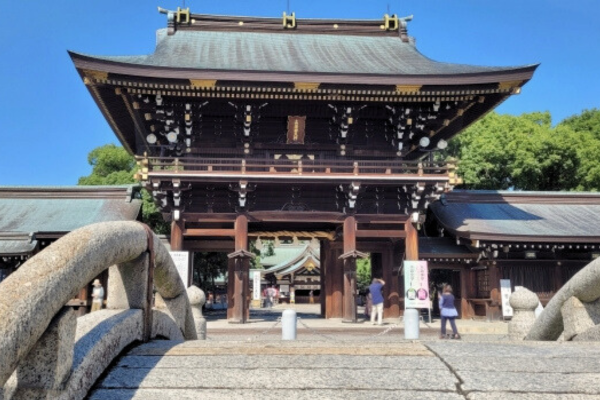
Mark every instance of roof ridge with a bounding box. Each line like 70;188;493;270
158;8;414;39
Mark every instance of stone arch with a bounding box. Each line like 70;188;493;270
0;221;196;389
526;257;600;341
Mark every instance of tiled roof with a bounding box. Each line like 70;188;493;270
260;245;309;268
419;237;476;258
0;186;142;238
0;234;37;255
430;190;600;242
262;244;320;274
75;28;534;77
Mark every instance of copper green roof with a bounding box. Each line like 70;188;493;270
0;186;142;244
261;243;320;274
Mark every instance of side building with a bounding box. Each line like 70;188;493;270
426;190;600;319
0;185;142;314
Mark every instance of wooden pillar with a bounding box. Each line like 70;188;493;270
228;215;250;323
402;222;419;315
342;216;357;323
226;257;235;320
405;221;419;260
553;262;562;292
488;261;500;298
393;242;405;314
325;243;343;319
320;240;326;318
382;244;400;319
170;220;184;251
460;267;474;319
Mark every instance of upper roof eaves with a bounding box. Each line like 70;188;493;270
70;13;537;79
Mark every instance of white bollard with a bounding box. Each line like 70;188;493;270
404;308;420;340
281;309;297;340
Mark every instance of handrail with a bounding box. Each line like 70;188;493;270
138;156;451;177
0;221;197;390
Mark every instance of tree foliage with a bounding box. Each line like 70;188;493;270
78;144;169;233
192;252;229;294
356;256;372;293
78;144;136;185
249;239;276;269
445;110;600;191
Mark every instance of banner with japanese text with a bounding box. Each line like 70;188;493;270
169;251;190;287
403;260;430;309
251;270;262;300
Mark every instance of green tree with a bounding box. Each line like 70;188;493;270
192;252;228;294
78;144;169;233
558;109;600;191
446;111;591;191
78;144;136;185
249;239;276;269
356;256;372;293
560;108;600;140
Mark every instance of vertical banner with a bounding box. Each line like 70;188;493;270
403;260;430;309
169;251;190;287
500;279;513;318
251;269;262;300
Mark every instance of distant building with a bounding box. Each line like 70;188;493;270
260;240;321;303
0;185;142;314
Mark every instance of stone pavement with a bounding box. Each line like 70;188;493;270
87;304;600;399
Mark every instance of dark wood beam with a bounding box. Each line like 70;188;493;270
182;212;410;224
184;228;235;237
170;221;184;251
356;230;406;238
184;240;234;252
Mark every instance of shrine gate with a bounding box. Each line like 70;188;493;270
71;9;536;323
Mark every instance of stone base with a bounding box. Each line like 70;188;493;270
250;300;262;309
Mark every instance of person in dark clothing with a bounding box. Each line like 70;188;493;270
369;278;385;325
439;284;460;339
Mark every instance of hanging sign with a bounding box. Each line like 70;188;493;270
287;116;306;144
169;251;190;287
500;279;513;318
403;261;430;309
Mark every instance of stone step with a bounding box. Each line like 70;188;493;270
88;340;462;400
88;339;600;400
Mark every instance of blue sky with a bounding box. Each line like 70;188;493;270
1;0;599;186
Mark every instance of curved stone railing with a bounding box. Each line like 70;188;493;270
0;221;197;400
526;257;600;341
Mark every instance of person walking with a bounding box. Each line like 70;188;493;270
265;286;275;308
91;279;104;312
369;278;385;325
439;284;460;339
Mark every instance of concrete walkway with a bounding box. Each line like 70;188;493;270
86;305;600;399
204;303;509;340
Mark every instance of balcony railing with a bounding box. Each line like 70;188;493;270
137;156;456;180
